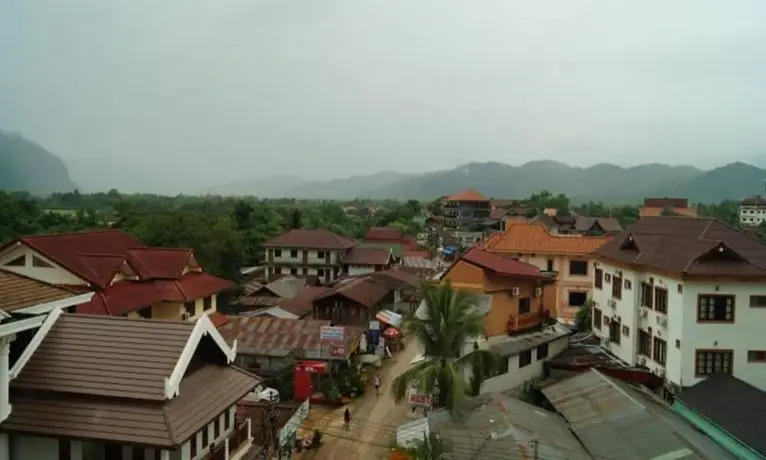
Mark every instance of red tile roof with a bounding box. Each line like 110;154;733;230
126;248;194;279
14;229;146;287
460;248;543;278
263;229;356;250
365;227;404;242
78;273;234;316
209;312;229;328
446;188;488;201
344;247;392;266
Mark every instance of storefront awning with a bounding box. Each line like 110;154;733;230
376;309;403;328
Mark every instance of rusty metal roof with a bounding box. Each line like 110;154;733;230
11;314;194;400
0;269;76;312
5;364;259;447
219;316;361;359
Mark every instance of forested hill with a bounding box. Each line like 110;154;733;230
0;131;77;194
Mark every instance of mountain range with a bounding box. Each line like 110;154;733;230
1;130;765;204
209;160;766;204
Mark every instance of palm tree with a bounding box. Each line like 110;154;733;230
390;281;497;414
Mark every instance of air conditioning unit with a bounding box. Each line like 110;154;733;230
534;287;542;297
607;299;617;308
637;356;646;366
656;316;668;327
639;307;648;317
511;287;520;296
603;317;611;324
600;336;609;346
657;368;666;378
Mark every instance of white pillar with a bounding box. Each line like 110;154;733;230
0;433;9;460
0;336;14;423
224;439;230;460
160;450;170;460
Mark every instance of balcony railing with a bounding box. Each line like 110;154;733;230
202;419;252;460
507;310;550;334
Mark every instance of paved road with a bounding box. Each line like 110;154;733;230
296;339;421;460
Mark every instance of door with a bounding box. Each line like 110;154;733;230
294;368;313;401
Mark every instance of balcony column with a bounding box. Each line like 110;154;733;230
0;335;14;423
160;449;170;460
246;418;252;441
224;438;230;460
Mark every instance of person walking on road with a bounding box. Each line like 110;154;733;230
374;374;381;396
343;408;351;431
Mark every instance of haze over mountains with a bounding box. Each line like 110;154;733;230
2;132;766;204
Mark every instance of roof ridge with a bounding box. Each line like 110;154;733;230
698;220;715;241
161;405;178;445
78;252;125;258
20;228;126;239
128;247;192;253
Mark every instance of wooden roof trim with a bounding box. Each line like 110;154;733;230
164;314;237;399
593;253;766;281
10;308;62;381
12;292;93;316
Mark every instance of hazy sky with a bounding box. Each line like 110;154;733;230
2;0;766;190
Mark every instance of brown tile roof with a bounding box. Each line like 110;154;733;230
594;216;766;277
6;364;258;447
640;206;699;218
741;195;766;206
459;248;543;279
490;199;521;209
316;276;392;308
364;227;404;242
12;314;194;400
236;286;328;317
446;188;488;201
0;269;76;312
574;216;623;233
484;221;611;255
263;229;356;249
219;316;362;359
644;198;689;208
344;247;392;265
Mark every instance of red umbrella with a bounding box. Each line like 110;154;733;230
383;327;401;339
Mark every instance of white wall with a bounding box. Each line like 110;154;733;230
739;205;766;227
593;261;766;391
480;336;570;394
0;244;87;286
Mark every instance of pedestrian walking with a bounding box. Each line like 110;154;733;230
343;408;351;431
374;374;381;396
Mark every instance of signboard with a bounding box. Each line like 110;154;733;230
408;392;433;407
279;398;310;446
320;326;345;342
331;346;346;357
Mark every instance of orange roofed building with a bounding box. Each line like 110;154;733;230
484;221;611;325
442;189;491;247
441;248;549;337
0;229;233;321
640;198;698;218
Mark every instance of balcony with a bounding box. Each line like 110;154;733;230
507;310;551;335
202;419;254;460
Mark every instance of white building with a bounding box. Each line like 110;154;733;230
739;195;766;227
591;217;766;394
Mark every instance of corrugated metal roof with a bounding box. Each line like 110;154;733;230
543;370;736;460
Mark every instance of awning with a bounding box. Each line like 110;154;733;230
376;309;403;328
296;361;328;373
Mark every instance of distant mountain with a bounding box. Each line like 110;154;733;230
0;131;77;195
209;171;412;199
660;162;766;203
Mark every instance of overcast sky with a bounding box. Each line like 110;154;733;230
2;0;766;189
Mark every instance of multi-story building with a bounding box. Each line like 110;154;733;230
263;229;356;283
442;189;491;246
591;216;766;393
483;220;611;325
0;230;233;322
739;195;766;227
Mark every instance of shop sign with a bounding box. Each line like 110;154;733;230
408;392;432;407
320;326;345;342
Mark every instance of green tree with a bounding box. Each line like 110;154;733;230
407;432;450;460
390;282;497;415
575;299;594;333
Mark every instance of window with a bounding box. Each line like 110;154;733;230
518;297;531;315
638;330;652;356
318;268;325;277
593;308;602;329
224;411;231;431
184;301;196;317
203;296;212;311
537;343;549;360
302;268;308;275
490;358;510;377
675;339;681;349
519;350;532;368
654;287;668;314
4;255;24;267
138;307;152;319
290;250;298;258
317;251;326;259
104;444;121;460
568;291;587;308
594;268;603;289
622;325;630;337
290;267;298;275
59;440;71;460
202;425;209;446
750;295;766;308
275;266;282;275
605;273;611;283
274;249;282;258
640;283;654;308
569;260;588;276
191;433;197;457
695;350;733;376
624;279;632;290
612;276;622;299
32;256;53;268
748;350;766;363
698;295;734;322
677;283;683;294
546;259;554;272
609;319;621;345
214;417;221;439
653;337;667;365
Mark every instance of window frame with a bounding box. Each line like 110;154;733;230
274;249;282;258
638;329;652;357
697;294;735;323
518;297;531;315
518;350;532;368
654;287;669;314
652;337;667;365
612;276;623;300
537;343;549;360
203;296;213;311
183;301;196;317
290;249;298;258
747;350;766;363
695;349;734;377
608;319;621;345
593;308;602;329
569;260;588;276
749;295;766;308
640;283;654;309
594;268;603;289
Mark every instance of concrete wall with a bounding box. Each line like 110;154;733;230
480;335;570;394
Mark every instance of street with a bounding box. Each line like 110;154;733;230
296;338;422;460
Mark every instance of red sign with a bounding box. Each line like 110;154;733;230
408;393;432;406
